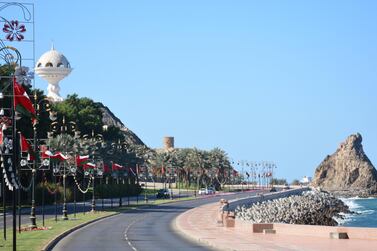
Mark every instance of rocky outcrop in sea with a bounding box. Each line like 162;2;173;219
235;190;350;226
312;133;377;197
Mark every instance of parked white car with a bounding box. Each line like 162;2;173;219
198;188;216;195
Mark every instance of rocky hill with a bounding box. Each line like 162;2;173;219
312;133;377;197
96;102;145;146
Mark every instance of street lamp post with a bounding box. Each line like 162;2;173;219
118;174;122;207
140;172;148;203
177;172;180;199
169;170;174;200
18;94;52;228
52;161;77;220
145;173;148;203
125;172;130;206
49;116;80;220
83;160;103;213
82;130;104;213
101;177;104;210
19;147;50;227
111;172;120;207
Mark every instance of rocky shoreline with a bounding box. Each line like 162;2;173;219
326;189;377;198
235;189;351;226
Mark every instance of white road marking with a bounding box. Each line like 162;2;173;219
123;213;150;251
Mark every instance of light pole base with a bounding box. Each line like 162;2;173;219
62;203;68;221
30;205;37;228
29;217;37;229
91;200;96;213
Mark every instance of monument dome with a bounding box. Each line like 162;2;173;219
35;45;72;102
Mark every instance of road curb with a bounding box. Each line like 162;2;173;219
41;212;120;251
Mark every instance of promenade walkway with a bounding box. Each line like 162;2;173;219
175;201;377;251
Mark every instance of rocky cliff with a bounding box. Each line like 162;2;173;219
96;102;145;146
312;133;377;197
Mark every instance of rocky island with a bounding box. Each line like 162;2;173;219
312;133;377;197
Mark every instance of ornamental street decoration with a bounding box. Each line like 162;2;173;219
3;20;26;41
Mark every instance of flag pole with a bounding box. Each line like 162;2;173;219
2;176;6;241
12;75;19;251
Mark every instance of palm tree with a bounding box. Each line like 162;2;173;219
148;151;170;187
208;147;231;190
189;148;206;190
48;134;80;165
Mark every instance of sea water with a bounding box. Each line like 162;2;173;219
337;197;377;228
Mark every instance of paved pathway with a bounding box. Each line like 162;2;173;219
175;201;377;251
51;191;258;251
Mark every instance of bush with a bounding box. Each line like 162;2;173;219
291;179;301;186
96;183;141;198
35;182;72;205
34;180;142;206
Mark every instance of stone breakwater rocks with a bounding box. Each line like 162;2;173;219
235;190;350;226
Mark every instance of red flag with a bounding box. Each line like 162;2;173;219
0;125;4;146
13;78;36;123
112;162;123;171
52;152;68;161
20;134;30;152
76;155;89;167
83;162;95;170
41;150;53;159
40;145;52;160
44;151;68;161
104;164;110;173
20;134;35;161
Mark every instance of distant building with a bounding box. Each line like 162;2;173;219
155;136;176;153
35;45;72;102
300;176;312;185
163;136;174;150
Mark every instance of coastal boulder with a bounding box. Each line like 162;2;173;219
312;133;377;197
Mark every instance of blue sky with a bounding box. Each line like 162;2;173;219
30;1;377;181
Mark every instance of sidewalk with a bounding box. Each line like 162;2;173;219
175;201;377;251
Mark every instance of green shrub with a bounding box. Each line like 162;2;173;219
35;182;72;205
34;181;141;206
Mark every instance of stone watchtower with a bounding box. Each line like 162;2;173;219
163;136;174;150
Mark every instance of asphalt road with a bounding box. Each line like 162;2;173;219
52;191;259;251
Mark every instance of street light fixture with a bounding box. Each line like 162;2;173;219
19;142;50;228
82;130;104;213
52;161;77;220
82;159;103;213
18;94;53;228
49;116;80;220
